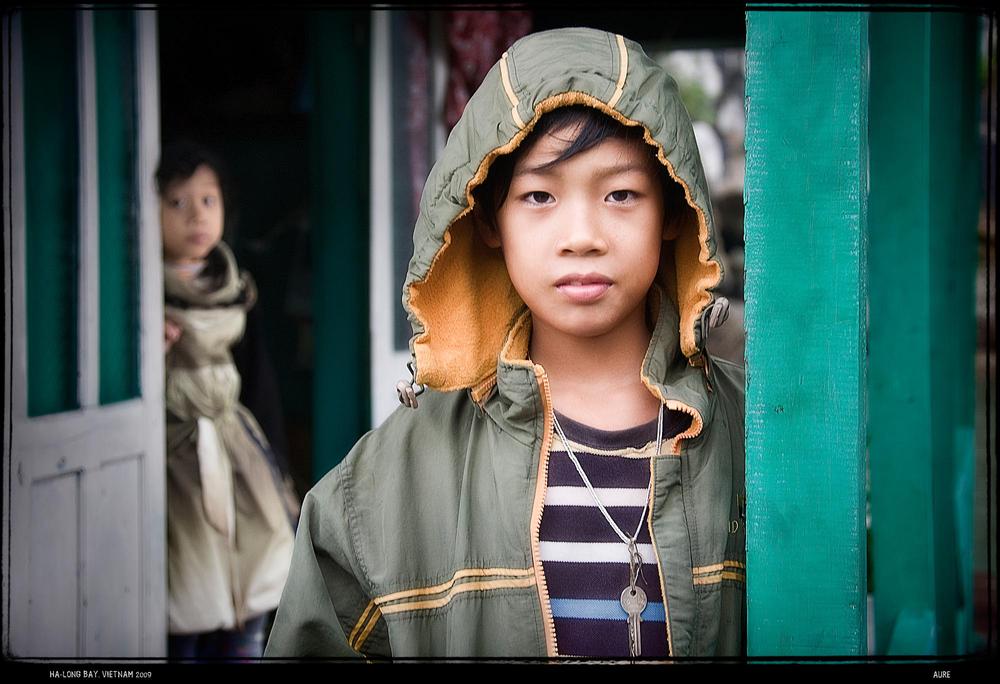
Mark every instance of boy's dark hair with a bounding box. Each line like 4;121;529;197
473;105;687;232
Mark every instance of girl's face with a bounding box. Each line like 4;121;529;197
488;126;666;342
160;164;224;264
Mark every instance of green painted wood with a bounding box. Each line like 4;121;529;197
308;11;371;483
868;11;979;656
22;11;80;416
928;14;979;657
867;11;935;656
95;10;140;405
744;11;869;656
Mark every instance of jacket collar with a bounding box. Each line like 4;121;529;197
487;284;712;446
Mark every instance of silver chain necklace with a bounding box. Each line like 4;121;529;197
550;404;664;659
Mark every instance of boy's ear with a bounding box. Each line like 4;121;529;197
473;209;502;249
662;215;681;241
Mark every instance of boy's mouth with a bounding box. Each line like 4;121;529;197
555;273;613;303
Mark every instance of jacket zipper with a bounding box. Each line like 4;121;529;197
529;364;559;657
646;449;674;656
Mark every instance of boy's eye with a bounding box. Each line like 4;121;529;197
168;198;186;209
607;190;636;203
523;191;553;205
202;196;218;207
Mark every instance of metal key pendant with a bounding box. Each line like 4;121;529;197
620;585;647;658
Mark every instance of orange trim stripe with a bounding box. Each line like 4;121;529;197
693;563;725;575
693;560;746;575
499;52;525;128
379;576;538;615
374;567;534;606
692;570;746;586
353;605;383;652
348;600;376;646
606;34;629;109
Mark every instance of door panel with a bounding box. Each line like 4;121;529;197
28;472;82;657
86;455;143;656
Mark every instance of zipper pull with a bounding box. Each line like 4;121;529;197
695;297;730;351
396;360;426;409
693;297;729;392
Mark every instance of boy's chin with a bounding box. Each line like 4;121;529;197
531;301;655;345
536;315;635;342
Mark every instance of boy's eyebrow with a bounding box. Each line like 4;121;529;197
512;161;650;180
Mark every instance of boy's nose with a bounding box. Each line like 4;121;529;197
557;204;608;255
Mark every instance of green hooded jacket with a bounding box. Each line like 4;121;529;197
265;26;746;659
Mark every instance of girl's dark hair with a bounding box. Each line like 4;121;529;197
155;139;236;235
155;139;230;206
473;105;687;231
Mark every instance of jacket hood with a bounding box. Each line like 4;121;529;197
403;27;723;396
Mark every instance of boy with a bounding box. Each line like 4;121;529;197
265;27;745;659
158;142;298;658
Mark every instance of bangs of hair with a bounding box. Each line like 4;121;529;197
529;105;646;172
473;105;678;230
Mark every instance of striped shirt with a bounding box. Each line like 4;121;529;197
540;410;690;658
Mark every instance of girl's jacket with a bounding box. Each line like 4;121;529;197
266;27;746;658
164;243;298;634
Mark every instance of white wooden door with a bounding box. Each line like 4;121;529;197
2;10;166;658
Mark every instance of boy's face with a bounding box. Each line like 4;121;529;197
160;164;224;264
488;127;667;341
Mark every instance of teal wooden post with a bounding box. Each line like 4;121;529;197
309;11;371;483
868;12;980;655
744;12;869;655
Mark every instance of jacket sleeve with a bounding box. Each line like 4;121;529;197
264;465;389;658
